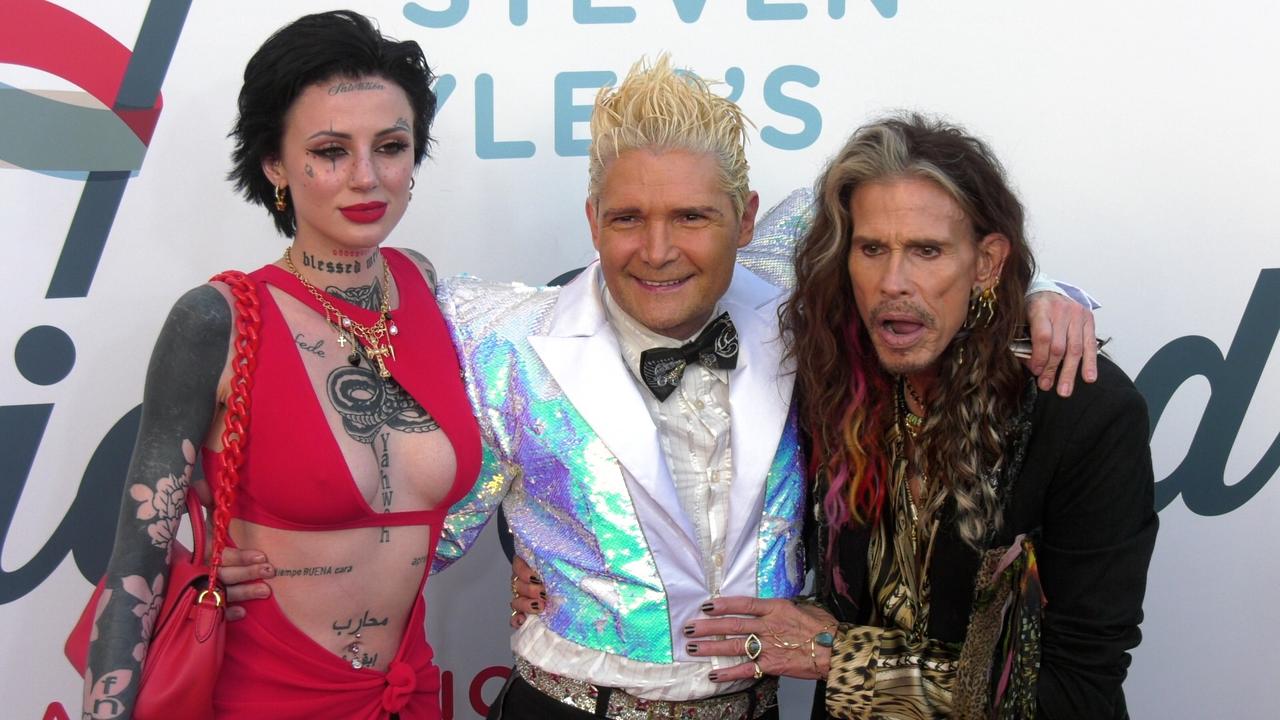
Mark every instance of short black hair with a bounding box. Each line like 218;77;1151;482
228;10;437;237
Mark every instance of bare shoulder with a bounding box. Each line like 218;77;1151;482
167;283;234;340
390;246;438;294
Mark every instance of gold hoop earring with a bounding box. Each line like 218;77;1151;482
274;185;288;212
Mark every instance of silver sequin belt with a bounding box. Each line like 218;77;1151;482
514;656;777;720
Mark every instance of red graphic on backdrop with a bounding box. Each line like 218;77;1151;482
0;0;163;143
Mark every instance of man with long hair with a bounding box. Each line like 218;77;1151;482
686;115;1157;718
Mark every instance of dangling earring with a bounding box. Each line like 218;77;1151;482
964;279;999;329
408;176;415;201
274;185;288;212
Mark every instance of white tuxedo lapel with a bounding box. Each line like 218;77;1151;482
527;264;698;545
721;266;795;572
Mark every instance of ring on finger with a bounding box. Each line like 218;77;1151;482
744;633;763;660
752;661;763;680
511;577;519;598
510;609;519;620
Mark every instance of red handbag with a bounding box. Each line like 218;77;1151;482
65;270;260;719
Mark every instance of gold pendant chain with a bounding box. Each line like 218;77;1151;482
895;377;928;548
894;376;939;641
282;247;399;378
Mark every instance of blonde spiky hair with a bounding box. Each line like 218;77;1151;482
587;54;752;217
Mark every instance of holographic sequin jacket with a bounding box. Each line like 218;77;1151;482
433;190;816;665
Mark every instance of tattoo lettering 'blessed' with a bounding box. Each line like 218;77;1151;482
301;250;374;275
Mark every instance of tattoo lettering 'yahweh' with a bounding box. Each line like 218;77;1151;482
275;564;354;578
326;356;438;544
301;249;375;276
329;80;385;95
377;431;393;542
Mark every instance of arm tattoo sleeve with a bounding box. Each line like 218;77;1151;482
83;285;231;720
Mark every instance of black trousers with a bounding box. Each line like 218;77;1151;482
487;672;781;720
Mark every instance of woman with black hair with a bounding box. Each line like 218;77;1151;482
83;11;480;719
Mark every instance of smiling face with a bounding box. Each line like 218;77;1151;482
262;75;415;254
847;176;1008;386
588;148;758;340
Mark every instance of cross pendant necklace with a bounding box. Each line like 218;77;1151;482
364;343;393;379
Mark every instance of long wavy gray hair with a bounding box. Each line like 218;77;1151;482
785;113;1036;549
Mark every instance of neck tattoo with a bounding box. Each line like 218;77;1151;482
283;247;400;379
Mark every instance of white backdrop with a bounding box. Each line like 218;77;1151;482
2;1;1277;718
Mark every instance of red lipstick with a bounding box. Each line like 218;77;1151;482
340;202;387;224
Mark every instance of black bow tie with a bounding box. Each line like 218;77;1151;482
638;312;739;401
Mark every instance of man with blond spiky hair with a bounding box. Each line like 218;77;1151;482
435;55;799;718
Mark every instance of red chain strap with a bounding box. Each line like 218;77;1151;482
204;270;262;600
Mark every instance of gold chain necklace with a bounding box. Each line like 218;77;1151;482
895;377;927;547
283;247;399;379
901;377;926;441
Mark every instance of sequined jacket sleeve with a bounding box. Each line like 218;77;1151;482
431;275;554;574
738;188;812;292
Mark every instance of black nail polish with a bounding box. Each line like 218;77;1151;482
530;575;543;584
530;601;541;612
700;602;715;613
683;624;695;636
708;672;719;682
540;591;547;600
686;643;698;654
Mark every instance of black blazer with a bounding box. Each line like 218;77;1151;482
815;357;1159;719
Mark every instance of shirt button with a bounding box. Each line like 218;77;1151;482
713;552;723;568
694;400;705;410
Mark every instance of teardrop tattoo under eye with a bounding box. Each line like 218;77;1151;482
307;147;341;172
